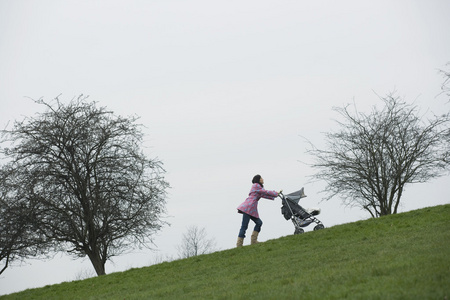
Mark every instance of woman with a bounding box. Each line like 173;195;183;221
236;175;281;247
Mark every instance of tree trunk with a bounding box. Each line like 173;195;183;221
394;186;403;214
87;251;106;276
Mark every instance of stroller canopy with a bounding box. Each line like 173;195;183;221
285;187;306;204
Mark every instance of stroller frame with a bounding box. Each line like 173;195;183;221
279;189;325;234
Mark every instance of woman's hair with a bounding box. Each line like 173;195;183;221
252;174;263;187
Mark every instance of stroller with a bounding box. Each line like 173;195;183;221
279;188;325;234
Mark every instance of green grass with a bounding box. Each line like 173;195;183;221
2;204;449;299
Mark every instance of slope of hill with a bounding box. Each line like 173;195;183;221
1;204;449;299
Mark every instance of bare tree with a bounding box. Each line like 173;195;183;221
177;225;216;259
0;95;169;275
307;93;450;218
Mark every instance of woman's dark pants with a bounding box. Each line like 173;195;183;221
238;213;263;238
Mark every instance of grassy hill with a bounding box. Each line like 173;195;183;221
1;204;449;299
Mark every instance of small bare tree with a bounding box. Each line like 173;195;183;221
177;225;216;259
307;93;450;217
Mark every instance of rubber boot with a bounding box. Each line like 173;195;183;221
236;237;244;247
251;231;260;245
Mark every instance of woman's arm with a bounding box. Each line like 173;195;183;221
256;187;278;200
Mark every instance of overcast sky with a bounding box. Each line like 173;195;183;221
1;0;449;295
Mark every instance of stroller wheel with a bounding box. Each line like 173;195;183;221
294;228;304;235
314;224;325;231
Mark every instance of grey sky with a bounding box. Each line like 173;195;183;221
1;0;449;295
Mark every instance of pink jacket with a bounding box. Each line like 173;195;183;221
237;183;279;218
